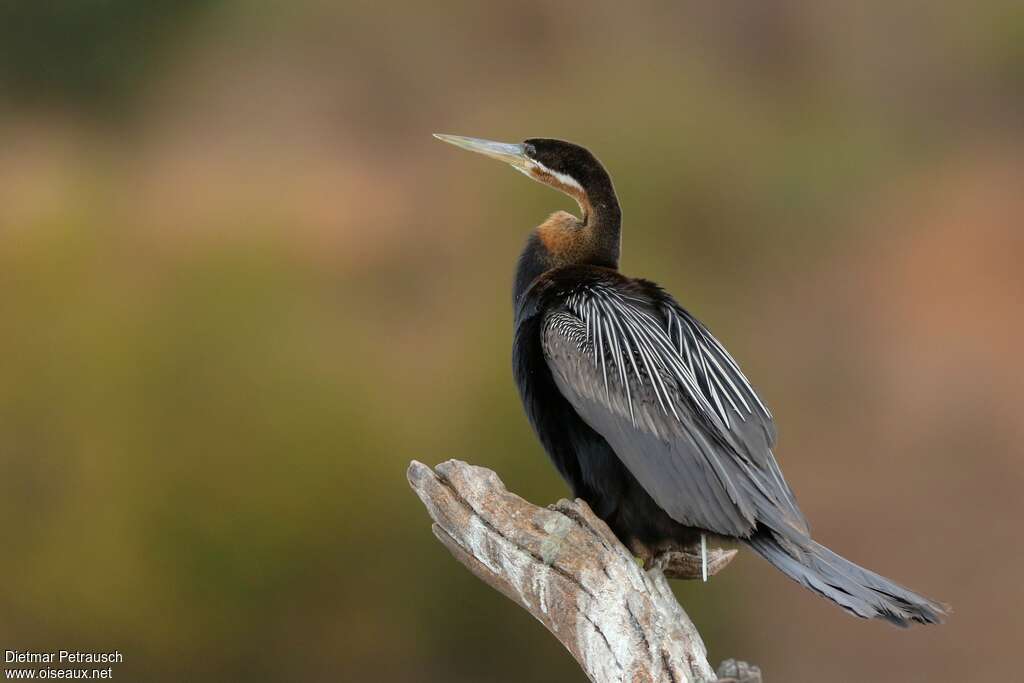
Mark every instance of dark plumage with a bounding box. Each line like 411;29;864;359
436;133;947;626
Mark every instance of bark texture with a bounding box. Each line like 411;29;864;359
407;459;761;683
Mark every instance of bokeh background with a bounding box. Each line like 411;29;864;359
1;2;1022;681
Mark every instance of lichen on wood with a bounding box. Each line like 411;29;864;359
407;459;761;683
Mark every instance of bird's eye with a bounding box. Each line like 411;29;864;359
524;143;537;158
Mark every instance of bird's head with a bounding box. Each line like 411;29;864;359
433;134;619;231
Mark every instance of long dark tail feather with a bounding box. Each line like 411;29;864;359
746;531;948;627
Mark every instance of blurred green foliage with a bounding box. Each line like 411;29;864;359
0;0;214;114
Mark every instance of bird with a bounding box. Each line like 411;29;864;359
434;133;947;626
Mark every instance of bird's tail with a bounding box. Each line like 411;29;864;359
746;531;948;627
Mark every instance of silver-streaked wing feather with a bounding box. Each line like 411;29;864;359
660;300;804;531
542;283;808;539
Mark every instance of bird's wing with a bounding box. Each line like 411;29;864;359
541;282;808;539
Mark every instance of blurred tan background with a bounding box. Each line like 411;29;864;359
1;1;1022;681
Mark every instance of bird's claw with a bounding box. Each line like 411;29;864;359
651;545;738;580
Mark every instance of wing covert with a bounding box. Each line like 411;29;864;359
542;282;808;539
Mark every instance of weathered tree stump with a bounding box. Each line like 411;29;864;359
408;459;761;683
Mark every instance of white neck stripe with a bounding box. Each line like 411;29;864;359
531;160;584;194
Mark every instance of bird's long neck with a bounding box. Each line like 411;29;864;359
580;175;621;266
513;173;622;309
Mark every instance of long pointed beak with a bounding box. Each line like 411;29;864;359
433;134;529;170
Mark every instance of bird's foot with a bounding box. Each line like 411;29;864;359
649;543;738;581
627;539;654;570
